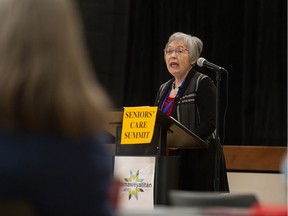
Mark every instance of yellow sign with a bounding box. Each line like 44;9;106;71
121;107;158;144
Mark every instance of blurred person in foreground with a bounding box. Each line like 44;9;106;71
0;0;118;215
155;32;229;192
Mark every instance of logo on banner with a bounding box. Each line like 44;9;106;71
121;170;152;200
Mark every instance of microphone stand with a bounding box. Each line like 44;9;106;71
214;68;225;191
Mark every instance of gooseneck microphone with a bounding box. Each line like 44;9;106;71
197;57;227;72
197;57;229;191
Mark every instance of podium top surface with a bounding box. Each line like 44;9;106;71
104;109;208;149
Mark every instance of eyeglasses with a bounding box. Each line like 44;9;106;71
164;47;189;56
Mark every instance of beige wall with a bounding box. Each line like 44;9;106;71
227;172;287;205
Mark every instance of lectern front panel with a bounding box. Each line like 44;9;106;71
115;125;165;156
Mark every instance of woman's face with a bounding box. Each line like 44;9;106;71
164;40;194;79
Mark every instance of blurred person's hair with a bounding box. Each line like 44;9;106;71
0;0;110;136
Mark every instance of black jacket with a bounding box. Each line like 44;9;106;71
155;68;229;192
155;68;216;140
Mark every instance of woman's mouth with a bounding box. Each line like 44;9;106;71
170;62;179;68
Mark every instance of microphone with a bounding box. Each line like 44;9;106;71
197;57;227;72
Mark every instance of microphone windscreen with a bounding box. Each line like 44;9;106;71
197;57;206;67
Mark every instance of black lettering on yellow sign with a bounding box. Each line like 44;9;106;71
124;131;150;139
129;121;148;128
124;111;154;118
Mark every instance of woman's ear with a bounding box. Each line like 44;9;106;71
191;60;196;66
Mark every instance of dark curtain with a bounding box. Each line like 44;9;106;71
76;0;130;106
123;0;287;146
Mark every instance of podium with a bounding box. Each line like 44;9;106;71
105;109;208;206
